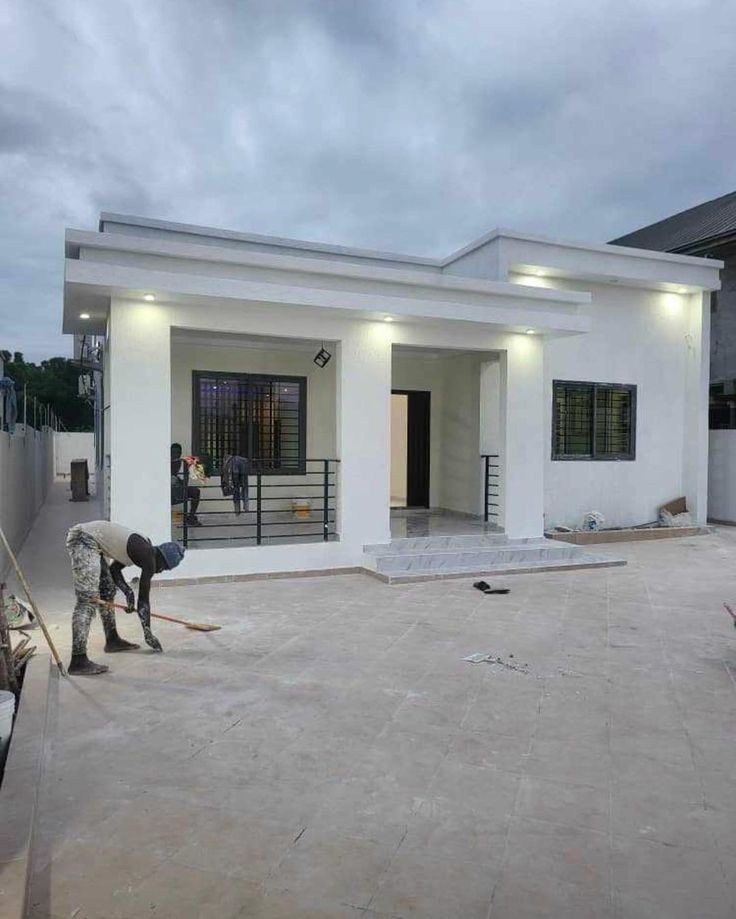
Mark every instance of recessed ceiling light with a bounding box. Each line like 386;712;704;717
143;293;156;301
525;328;536;335
383;316;394;322
79;313;90;319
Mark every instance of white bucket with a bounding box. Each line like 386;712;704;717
0;690;16;768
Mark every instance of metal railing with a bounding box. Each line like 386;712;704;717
174;459;339;548
482;454;500;523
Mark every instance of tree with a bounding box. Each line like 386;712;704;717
3;353;93;432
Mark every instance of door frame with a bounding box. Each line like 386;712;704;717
392;389;431;508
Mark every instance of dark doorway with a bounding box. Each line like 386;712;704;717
392;389;431;508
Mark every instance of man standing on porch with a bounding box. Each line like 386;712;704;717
65;520;185;675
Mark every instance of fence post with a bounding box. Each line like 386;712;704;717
256;474;262;545
483;455;490;523
323;459;330;541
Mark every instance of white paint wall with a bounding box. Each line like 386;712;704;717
0;427;54;575
105;277;707;574
391;351;497;516
538;278;698;528
708;430;736;523
170;341;336;459
53;432;96;486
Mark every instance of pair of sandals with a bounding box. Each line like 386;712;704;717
473;580;510;595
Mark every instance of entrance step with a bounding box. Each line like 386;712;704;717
363;535;625;583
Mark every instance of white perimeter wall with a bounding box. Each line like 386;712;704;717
0;427;54;575
538;278;706;528
708;430;736;523
53;432;96;486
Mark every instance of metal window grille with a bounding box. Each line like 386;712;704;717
192;371;306;474
552;380;636;461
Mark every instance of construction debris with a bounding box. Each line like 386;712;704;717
0;584;36;694
659;496;693;527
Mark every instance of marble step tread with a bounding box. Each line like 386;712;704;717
364;536;560;555
370;554;626;583
368;546;587;571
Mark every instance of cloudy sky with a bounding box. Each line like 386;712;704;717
2;0;735;361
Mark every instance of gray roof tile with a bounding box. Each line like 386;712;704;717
610;190;736;252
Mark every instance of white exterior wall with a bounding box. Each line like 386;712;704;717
106;292;547;576
539;279;702;529
170;341;337;459
391;351;500;517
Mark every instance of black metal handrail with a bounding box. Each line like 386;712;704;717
174;458;339;548
481;454;500;523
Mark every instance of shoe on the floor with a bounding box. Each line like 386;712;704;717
473;580;510;595
185;514;202;526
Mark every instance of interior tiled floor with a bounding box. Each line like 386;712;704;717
390;509;502;539
7;487;736;918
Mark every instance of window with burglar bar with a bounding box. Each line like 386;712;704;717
192;371;307;474
552;380;636;460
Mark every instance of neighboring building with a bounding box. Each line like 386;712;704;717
611;192;736;521
62;213;721;580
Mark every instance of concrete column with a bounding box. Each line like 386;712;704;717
337;322;392;547
108;298;171;543
683;291;710;523
499;335;545;538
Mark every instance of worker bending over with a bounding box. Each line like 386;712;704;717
66;520;185;675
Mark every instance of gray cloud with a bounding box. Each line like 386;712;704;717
2;0;735;360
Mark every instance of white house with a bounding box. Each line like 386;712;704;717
62;213;722;582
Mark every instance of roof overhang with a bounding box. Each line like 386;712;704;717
445;228;723;292
63;229;592;338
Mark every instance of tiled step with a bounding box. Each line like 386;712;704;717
362;535;625;582
368;554;625;583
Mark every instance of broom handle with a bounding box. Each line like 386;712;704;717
0;523;66;675
95;597;190;627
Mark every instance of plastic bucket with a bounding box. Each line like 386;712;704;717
0;690;16;769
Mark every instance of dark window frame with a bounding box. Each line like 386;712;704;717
552;380;637;461
192;370;308;475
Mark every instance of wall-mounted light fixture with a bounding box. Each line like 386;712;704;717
79;313;90;320
143;294;156;301
313;344;332;368
525;328;536;335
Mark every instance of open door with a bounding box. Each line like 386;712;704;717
392;389;430;508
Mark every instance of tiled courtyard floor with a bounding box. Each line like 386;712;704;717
7;491;736;917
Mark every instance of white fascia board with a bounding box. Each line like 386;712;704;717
65;229;589;307
443;228;724;290
63;258;591;336
97;212;441;268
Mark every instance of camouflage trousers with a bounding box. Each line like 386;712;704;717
66;525;118;655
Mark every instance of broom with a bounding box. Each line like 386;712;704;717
94;598;221;632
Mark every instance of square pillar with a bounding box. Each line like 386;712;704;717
108;298;172;543
337;322;392;547
499;335;545;538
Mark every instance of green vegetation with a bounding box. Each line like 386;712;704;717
3;352;93;432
